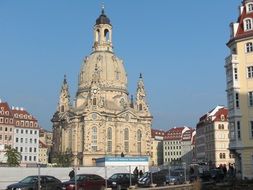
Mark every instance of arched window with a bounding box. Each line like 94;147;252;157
244;18;252;31
219;153;223;159
137;129;142;154
139;104;143;111
96;29;100;42
246;42;253;53
124;128;129;153
91;127;97;152
222;153;226;159
93;98;97;106
104;29;109;42
248;3;253;12
61;105;64;112
107;127;112;152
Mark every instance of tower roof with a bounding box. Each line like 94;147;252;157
96;6;111;25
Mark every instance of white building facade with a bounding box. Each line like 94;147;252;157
163;126;195;166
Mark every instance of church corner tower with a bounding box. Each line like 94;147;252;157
58;75;71;113
225;0;253;179
52;7;153;166
135;73;151;117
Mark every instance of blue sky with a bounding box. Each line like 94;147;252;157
0;0;241;131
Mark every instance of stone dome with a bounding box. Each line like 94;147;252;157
77;51;128;93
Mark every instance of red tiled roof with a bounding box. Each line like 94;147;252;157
151;129;165;138
39;140;48;148
228;1;253;44
164;127;188;141
0;102;13;118
12;109;37;121
213;107;228;122
166;127;185;134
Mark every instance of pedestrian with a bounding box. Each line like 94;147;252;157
133;167;139;178
139;170;143;178
222;164;227;177
69;168;75;179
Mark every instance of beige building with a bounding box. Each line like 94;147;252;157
38;140;48;165
196;106;234;168
150;129;165;166
39;128;53;147
225;0;253;179
52;8;152;166
39;128;53;164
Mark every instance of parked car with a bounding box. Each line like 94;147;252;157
61;174;105;190
210;169;224;182
165;170;185;185
107;173;138;190
6;175;62;190
137;169;168;187
198;170;211;182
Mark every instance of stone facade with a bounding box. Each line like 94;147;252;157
51;8;152;166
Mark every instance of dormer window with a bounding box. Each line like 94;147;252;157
244;18;252;31
247;3;253;12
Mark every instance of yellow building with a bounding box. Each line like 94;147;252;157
51;8;152;166
225;0;253;179
150;129;165;166
38;140;48;165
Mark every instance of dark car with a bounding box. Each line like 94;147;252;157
210;169;224;182
165;170;185;185
107;173;138;190
137;169;168;187
61;174;105;190
6;175;62;190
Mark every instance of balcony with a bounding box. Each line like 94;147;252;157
225;54;239;66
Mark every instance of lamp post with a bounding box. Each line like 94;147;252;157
37;163;41;190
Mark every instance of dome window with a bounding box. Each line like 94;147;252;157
93;98;97;106
61;105;64;112
139;104;143;111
